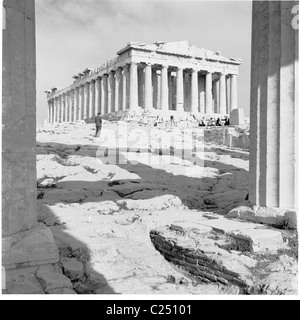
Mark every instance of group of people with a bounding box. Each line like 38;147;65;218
199;117;230;127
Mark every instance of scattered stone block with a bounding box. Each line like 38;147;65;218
61;258;85;281
2;224;59;268
117;195;182;211
36;265;73;293
227;206;297;230
6;275;45;295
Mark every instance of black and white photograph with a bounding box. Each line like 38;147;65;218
1;0;299;301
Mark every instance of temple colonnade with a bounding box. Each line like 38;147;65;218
47;63;238;124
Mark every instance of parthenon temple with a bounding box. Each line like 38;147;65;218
46;41;242;123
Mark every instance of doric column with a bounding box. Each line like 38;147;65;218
59;96;63;122
78;85;84;120
83;82;89;120
230;74;238;112
62;93;66;122
108;71;114;114
53;98;57;123
219;73;227;115
2;0;37;235
58;96;63;123
52;100;55;124
48;101;52;124
129;62;139;110
212;79;219;113
65;93;69;122
176;68;184;113
63;94;67;122
152;69;159;110
73;88;79;122
205;72;213;114
68;91;73;122
199;76;206;114
144;63;153;110
95;78;101;115
122;66;128;111
115;68;122;112
191;69;199;113
102;74;108;115
160;65;169;112
56;96;60;122
249;1;298;209
89;81;95;118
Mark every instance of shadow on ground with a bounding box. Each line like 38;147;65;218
36;139;250;294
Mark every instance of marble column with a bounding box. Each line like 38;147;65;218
205;72;213;114
58;96;63;123
74;88;79;122
89;81;95;118
102;74;108;115
122;66;128;111
78;85;84;120
176;68;184;113
161;65;169;112
212;80;218;113
83;82;89;120
56;97;59;122
191;69;199;114
219;73;227;115
95;77;101;115
129;62;139;110
68;91;72;122
2;0;37;235
53;98;57;123
65;93;69;122
62;95;65;122
144;63;153;110
152;69;159;110
115;68;122;112
168;73;173;110
138;67;144;108
108;72;114;114
101;75;107;115
249;0;298;209
199;76;206;114
230;74;238;112
48;101;53;124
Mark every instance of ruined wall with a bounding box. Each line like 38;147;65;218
204;127;250;150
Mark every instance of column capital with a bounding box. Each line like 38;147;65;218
160;64;168;69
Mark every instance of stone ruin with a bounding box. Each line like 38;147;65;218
2;0;298;295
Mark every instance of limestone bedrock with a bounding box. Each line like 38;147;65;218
33;122;298;295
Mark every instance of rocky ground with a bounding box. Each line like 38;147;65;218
6;121;297;295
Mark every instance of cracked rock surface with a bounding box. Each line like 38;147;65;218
22;122;297;295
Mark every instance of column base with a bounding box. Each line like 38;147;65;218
227;205;297;230
2;223;59;270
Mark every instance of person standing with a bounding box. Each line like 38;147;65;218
95;113;102;137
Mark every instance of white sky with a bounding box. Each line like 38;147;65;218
36;0;253;124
